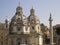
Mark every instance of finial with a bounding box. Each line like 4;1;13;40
31;6;35;10
32;6;33;9
49;13;53;21
31;6;34;10
50;13;52;18
18;1;20;6
30;6;35;15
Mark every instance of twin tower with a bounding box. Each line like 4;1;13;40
5;4;53;45
6;5;43;45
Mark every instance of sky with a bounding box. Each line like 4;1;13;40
0;0;60;27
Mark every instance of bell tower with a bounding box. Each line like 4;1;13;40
28;7;43;45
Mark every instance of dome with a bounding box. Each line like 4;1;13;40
9;14;28;34
28;15;40;24
30;7;35;15
30;8;35;12
16;6;22;11
11;14;27;25
28;7;40;24
9;5;29;34
16;5;23;13
10;5;27;25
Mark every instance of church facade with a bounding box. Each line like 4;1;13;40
8;5;43;45
0;5;44;45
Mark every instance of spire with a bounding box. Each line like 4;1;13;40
18;1;20;6
49;13;54;45
18;0;20;6
49;13;53;21
50;13;52;18
32;6;33;9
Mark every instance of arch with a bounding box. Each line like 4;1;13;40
16;38;21;45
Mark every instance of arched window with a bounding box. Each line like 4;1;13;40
18;42;20;45
32;26;34;29
17;38;21;45
17;27;21;31
25;40;27;44
25;27;28;31
17;18;20;22
11;40;13;45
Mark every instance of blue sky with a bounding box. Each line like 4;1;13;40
0;0;60;27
